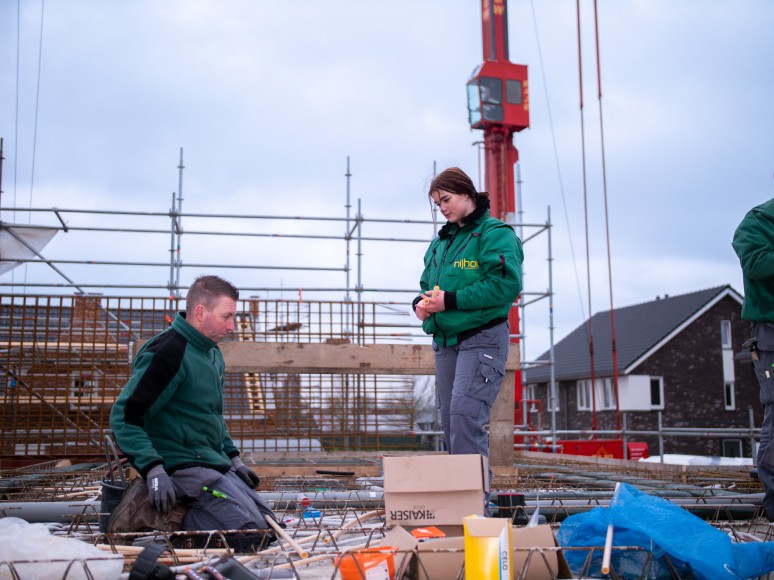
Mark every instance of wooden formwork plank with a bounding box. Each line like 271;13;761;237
490;369;517;468
135;341;520;375
223;342;436;375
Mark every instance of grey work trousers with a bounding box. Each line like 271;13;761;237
433;321;510;513
754;349;774;520
170;467;276;532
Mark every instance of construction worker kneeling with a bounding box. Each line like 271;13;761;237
106;276;279;550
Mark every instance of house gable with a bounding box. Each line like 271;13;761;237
625;286;743;374
524;285;742;384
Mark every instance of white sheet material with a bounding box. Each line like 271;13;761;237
639;454;753;466
0;517;123;580
0;225;58;275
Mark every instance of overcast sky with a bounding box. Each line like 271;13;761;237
1;1;773;360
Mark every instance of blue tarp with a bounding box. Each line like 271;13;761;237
556;482;774;579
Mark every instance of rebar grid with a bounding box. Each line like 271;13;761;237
1;461;773;578
0;295;427;461
0;461;105;502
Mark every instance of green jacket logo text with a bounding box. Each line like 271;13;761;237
453;258;479;269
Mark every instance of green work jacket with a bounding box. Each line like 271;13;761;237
109;313;239;477
418;209;524;346
733;198;774;322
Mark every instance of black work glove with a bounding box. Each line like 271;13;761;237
147;464;177;513
232;456;260;488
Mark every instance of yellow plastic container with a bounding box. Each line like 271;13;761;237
463;516;512;580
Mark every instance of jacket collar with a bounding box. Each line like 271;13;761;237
171;312;219;351
438;206;490;238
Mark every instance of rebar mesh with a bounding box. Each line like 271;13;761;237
0;457;771;578
0;294;427;460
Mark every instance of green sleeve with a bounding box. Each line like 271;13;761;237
733;210;774;281
109;348;182;475
417;240;437;302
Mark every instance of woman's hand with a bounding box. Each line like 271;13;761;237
414;302;430;321
420;288;445;313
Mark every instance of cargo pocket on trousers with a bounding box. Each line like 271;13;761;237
755;350;774;405
451;394;484;418
464;352;505;406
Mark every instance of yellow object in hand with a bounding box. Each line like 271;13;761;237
423;285;440;304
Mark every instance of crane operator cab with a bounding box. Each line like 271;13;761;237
467;61;529;132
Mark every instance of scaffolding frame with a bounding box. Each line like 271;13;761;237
0;159;555;462
0;159;555;357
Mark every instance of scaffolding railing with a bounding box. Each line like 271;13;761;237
512;406;761;463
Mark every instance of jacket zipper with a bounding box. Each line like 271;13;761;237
432;230;458;346
435;230;458;287
448;233;475;263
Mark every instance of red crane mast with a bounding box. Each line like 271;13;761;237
467;0;529;409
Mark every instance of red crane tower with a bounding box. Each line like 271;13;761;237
466;0;529;412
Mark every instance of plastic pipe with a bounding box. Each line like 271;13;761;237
601;482;620;575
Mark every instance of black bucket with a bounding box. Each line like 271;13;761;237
100;478;127;532
496;492;529;525
100;434;128;533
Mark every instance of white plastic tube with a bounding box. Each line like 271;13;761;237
601;482;621;575
601;520;615;574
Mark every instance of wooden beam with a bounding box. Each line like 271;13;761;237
222;342;435;374
135;341;519;375
489;369;517;467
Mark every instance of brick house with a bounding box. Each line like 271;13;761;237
523;285;761;458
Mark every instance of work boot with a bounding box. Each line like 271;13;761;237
107;477;188;534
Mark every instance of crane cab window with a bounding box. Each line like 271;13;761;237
467;81;482;125
468;76;504;124
506;79;523;104
479;77;503;122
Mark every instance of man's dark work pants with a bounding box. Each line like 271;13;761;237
171;467;276;531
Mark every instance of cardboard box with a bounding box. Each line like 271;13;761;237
381;525;464;580
383;454;488;526
380;524;573;580
511;524;573;580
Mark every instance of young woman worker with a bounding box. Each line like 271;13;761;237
413;167;523;514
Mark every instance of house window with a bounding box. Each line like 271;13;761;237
649;377;664;409
525;384;537;401
71;375;98;399
600;378;617;410
520;384;542;414
577;379;592;411
722;439;743;458
70;374;99;411
724;381;736;411
546;382;559;412
720;320;732;348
